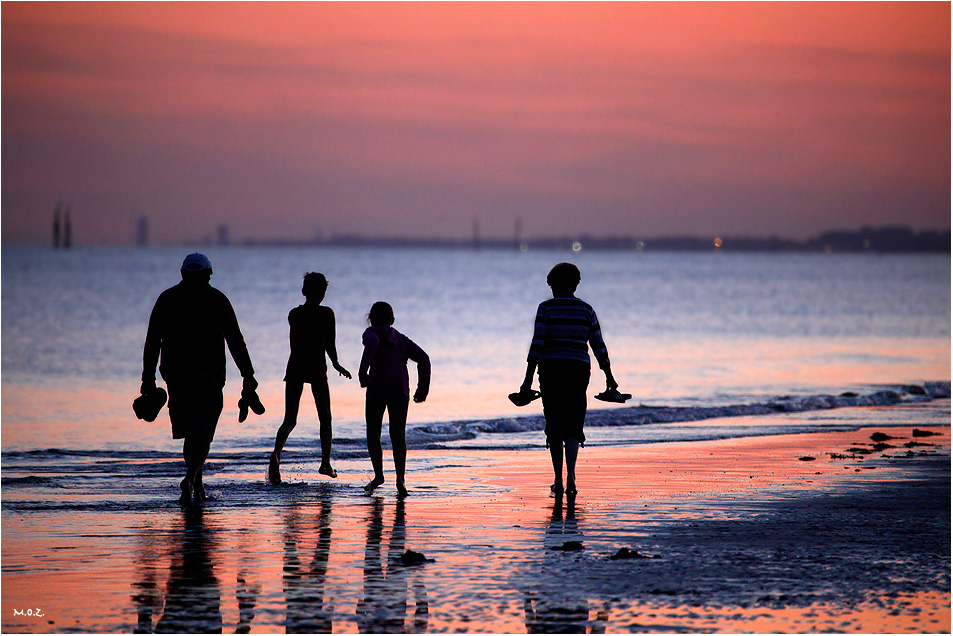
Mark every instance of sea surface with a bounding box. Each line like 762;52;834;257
2;246;950;633
2;246;949;457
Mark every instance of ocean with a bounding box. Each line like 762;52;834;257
2;246;949;451
2;246;950;633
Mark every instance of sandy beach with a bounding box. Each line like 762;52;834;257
2;417;949;634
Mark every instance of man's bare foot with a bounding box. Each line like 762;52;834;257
364;475;385;492
268;452;281;485
179;478;193;505
194;482;208;503
318;464;338;479
397;484;408;498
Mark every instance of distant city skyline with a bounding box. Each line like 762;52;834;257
2;3;950;246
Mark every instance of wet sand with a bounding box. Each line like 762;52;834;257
2;424;950;634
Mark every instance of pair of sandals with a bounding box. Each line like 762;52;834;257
508;387;632;407
551;483;578;497
238;388;266;423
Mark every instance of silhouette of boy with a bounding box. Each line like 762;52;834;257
269;272;351;484
141;253;262;504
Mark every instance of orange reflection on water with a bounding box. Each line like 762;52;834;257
601;591;951;634
2;422;948;633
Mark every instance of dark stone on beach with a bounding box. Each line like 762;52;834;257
872;443;894;452
912;428;940;437
904;441;934;448
610;547;659;560
551;541;584;552
870;432;894;442
906;385;927;395
758;594;790;603
398;550;434;566
798;456;816;461
839;391;859;398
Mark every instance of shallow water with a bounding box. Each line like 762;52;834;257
2;412;949;634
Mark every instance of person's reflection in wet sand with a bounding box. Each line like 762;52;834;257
235;570;260;634
155;506;223;633
234;527;262;634
282;497;334;633
357;498;429;633
132;507;261;634
524;495;609;634
132;523;163;633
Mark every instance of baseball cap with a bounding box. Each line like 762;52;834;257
181;253;212;272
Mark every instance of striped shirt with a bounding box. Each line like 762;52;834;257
527;296;610;368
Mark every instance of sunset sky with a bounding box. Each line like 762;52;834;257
2;2;949;246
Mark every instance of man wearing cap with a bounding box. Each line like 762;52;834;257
141;253;262;504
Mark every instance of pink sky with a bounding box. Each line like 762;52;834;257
2;2;949;245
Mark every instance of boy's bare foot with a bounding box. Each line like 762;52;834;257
179;478;193;505
318;464;338;478
268;452;281;485
364;475;385;492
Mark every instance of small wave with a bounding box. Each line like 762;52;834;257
1;475;64;487
406;381;951;446
3;383;947;463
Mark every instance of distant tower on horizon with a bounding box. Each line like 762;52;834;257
217;224;230;246
52;202;62;248
136;216;150;247
63;205;72;249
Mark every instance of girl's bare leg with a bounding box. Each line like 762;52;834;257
364;395;386;491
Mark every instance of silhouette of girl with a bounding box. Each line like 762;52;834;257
269;272;351;484
359;301;431;497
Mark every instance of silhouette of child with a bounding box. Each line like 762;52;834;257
269;272;351;484
519;263;618;497
358;301;430;497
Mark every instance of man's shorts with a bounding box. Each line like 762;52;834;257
167;373;224;440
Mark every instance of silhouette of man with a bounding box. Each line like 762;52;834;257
141;253;261;504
